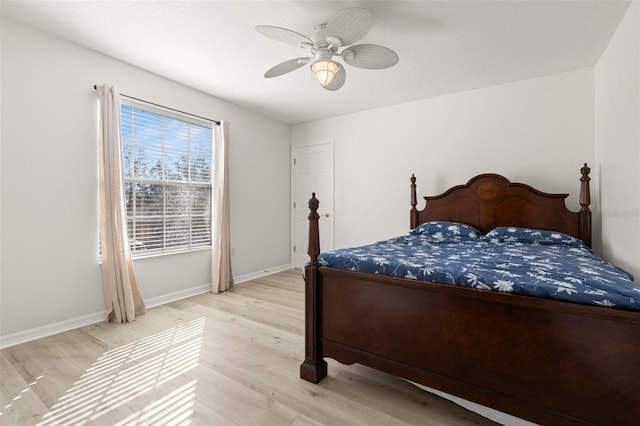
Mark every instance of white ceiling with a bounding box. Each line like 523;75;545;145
1;1;630;124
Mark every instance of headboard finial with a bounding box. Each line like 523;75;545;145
579;163;591;212
578;163;592;248
410;174;418;229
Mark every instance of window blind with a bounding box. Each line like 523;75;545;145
121;102;213;256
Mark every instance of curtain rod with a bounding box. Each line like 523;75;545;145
93;85;220;126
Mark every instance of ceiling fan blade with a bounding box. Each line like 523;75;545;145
325;7;372;46
323;65;346;91
342;44;399;69
256;25;312;47
264;57;311;78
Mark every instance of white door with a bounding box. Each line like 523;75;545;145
292;142;334;268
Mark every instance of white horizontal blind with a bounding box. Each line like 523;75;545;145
121;101;213;256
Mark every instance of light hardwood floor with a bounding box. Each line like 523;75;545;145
1;269;497;426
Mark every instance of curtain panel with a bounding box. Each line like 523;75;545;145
96;84;145;322
212;121;233;293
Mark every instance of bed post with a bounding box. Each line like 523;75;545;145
579;163;592;248
410;174;418;229
300;193;328;383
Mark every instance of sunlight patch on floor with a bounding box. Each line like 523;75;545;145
35;317;205;425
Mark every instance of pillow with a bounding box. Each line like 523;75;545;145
410;221;482;242
484;226;584;247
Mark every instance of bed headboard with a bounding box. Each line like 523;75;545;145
410;164;592;247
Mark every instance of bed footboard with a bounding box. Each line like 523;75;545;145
302;267;640;425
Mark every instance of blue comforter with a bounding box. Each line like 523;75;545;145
317;223;640;311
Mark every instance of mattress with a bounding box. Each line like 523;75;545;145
317;222;639;311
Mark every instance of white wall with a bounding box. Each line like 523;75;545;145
292;69;595;249
0;18;292;345
595;2;640;281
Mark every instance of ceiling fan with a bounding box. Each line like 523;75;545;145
256;7;399;91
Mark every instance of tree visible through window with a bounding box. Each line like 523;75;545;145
121;102;212;256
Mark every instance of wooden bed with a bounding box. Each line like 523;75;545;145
299;164;640;426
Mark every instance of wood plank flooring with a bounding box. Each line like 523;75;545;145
1;269;497;425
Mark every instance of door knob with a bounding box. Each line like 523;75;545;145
323;213;330;218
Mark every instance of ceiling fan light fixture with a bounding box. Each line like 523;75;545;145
310;60;341;87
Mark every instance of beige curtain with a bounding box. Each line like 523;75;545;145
96;84;145;322
212;120;233;293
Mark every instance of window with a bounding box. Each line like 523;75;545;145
121;101;213;256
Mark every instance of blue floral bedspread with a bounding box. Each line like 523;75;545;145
317;222;640;311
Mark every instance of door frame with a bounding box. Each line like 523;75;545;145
290;140;335;268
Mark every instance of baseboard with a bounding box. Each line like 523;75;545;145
0;265;295;349
0;311;106;349
146;264;294;306
233;264;293;284
144;283;212;309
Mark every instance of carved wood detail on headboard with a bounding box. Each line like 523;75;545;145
410;164;592;247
